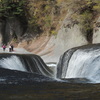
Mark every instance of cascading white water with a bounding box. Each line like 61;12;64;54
66;49;100;83
0;56;27;72
0;54;55;78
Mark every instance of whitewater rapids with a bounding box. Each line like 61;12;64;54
57;44;100;83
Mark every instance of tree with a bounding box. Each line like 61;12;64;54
0;0;26;18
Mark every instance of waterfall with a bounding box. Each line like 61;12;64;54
57;48;77;78
0;54;54;78
66;49;100;82
0;56;26;71
57;44;100;83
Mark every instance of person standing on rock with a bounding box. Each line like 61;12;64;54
10;44;14;51
9;45;12;52
2;44;6;51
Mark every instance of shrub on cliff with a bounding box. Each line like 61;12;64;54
0;0;26;18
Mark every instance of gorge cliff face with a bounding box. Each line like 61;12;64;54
18;8;100;63
0;17;27;45
93;17;100;43
0;0;100;63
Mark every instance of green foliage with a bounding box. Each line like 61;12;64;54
0;0;26;18
78;0;100;42
45;5;50;10
44;15;51;27
93;1;100;13
80;10;93;43
50;30;57;35
80;10;93;30
28;16;41;34
28;17;37;30
68;0;100;42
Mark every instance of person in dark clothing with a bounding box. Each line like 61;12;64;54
11;45;14;51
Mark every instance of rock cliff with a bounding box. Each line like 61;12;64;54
0;0;100;63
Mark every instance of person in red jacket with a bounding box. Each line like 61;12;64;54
2;44;6;51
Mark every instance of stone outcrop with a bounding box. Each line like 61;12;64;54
0;17;27;44
93;17;100;43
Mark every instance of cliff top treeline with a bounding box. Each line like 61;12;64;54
0;0;100;43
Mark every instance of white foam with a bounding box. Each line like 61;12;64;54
0;56;27;71
65;49;100;83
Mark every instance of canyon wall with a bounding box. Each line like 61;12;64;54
93;17;100;43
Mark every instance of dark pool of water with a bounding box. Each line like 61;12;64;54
0;68;100;100
0;83;100;100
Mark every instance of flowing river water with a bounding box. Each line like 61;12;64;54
0;45;100;100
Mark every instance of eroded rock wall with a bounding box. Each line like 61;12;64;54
54;11;88;57
0;17;27;45
93;17;100;43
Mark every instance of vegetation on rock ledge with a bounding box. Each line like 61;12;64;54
0;0;26;18
0;0;100;43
